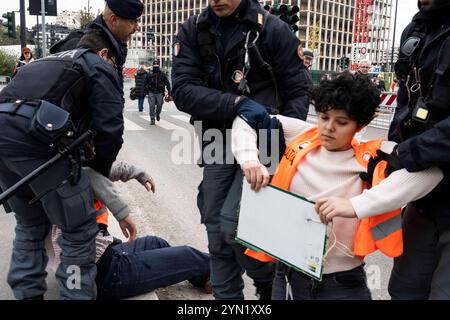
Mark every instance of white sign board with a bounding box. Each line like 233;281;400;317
236;183;327;281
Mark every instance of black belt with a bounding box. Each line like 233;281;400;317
0;102;37;119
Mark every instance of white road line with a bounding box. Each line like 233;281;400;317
139;115;186;131
170;115;191;123
124;117;146;131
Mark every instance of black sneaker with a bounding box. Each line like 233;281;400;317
156;114;160;121
150;120;155;125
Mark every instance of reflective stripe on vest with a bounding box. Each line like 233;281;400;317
245;127;403;262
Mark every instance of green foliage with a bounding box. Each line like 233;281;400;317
79;7;99;28
0;26;20;45
0;49;16;77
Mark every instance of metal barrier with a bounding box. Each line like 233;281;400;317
307;91;398;131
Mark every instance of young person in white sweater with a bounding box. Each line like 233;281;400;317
231;72;443;300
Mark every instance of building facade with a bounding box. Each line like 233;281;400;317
130;0;394;72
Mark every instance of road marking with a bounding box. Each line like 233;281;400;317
139;115;186;131
124;117;146;131
170;115;191;123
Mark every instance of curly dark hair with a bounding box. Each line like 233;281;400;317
310;72;380;125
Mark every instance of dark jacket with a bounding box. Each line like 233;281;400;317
134;69;148;97
49;15;127;92
172;0;309;131
0;50;124;177
389;14;450;225
146;70;171;94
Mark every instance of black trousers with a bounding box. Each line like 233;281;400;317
272;262;372;300
389;205;450;300
197;164;275;299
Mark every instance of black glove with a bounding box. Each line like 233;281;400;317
360;146;404;185
235;97;271;131
375;147;404;176
257;117;286;161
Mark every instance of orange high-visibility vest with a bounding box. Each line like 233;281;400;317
93;199;109;226
245;127;403;262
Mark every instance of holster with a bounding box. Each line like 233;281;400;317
29;100;71;145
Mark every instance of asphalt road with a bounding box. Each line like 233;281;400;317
0;79;392;300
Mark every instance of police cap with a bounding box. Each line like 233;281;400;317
303;48;314;59
106;0;144;19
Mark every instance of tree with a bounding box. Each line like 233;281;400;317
0;26;20;45
79;7;99;28
0;49;17;77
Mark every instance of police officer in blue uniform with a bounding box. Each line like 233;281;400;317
387;0;450;299
50;0;143;91
172;0;310;299
0;30;124;300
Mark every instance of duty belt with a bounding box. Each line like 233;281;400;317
0;101;37;119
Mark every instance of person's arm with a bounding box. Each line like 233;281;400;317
84;167;137;242
81;55;124;177
109;161;155;193
316;141;444;223
231;115;312;190
265;18;310;120
396;116;450;172
171;17;240;120
163;72;171;93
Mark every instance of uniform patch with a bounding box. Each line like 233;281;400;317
174;42;181;56
257;13;263;26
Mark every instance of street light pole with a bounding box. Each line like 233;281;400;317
19;0;26;48
390;0;398;72
41;0;46;57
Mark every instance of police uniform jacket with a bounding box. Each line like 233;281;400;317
172;0;310;135
389;14;450;225
0;50;124;177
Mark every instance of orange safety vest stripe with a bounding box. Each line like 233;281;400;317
245;127;402;263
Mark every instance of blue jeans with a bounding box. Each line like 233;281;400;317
138;97;144;112
272;263;372;300
96;236;210;300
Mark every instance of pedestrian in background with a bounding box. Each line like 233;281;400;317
146;60;171;125
12;47;34;76
357;60;371;77
134;65;148;112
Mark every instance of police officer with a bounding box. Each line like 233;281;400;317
50;0;143;90
0;29;124;300
387;0;450;299
146;61;172;125
172;0;310;299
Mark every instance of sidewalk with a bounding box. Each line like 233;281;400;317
0;206;158;300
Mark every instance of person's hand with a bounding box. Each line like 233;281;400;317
315;197;357;224
119;216;137;243
144;177;156;193
235;98;270;131
241;160;270;192
164;93;172;102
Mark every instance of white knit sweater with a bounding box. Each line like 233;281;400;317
232;115;443;274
